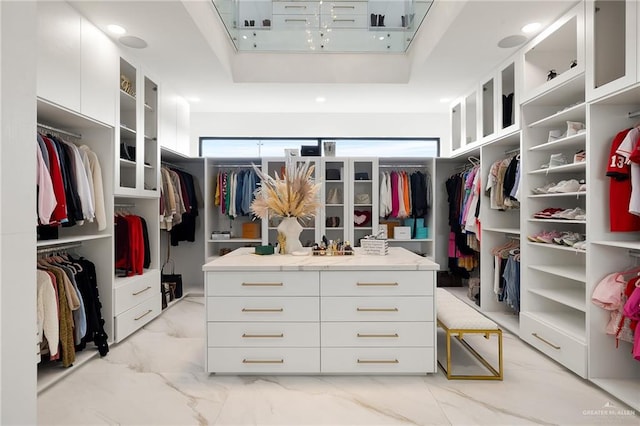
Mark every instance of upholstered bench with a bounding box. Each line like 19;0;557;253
436;288;503;380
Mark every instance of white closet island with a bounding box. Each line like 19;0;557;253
203;247;439;374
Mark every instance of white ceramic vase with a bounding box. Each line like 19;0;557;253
277;217;304;254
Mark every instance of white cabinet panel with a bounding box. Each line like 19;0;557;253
207;271;319;296
113;270;161;315
114;292;161;342
176;96;190;156
208;322;319;347
80;18;117;126
321;322;433;347
321;347;434;374
36;1;81;112
208;347;320;373
321;296;434;322
320;270;432;296
159;87;177;151
207;296;319;322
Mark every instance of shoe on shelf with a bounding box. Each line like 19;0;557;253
566;121;585;136
533;182;557;194
573;240;587;250
561;232;584;247
534;208;563;218
548;179;580;193
573;149;586;163
552;207;585;220
578;183;587;192
547;129;565;143
549;153;568;168
552;231;574;245
527;231;546;242
574;209;586;221
537;230;562;244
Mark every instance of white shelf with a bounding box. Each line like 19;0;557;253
528;287;586;312
119;89;136;102
528;191;586;198
325;180;344;183
144;103;153;111
354;180;372;183
528;102;586;128
37;349;100;393
325;203;344;206
119;158;136;167
591;240;640;250
143;163;153;169
590;379;640;412
36;234;110;247
529;162;586;174
353;203;372;207
113;268;159;288
527;241;586;253
208;238;262;243
388;238;433;242
325;227;345;230
144;135;156;141
529;133;586;152
525;311;585;343
119;125;136;136
484;311;520;335
483;227;520;234
528;264;586;282
528;218;586;224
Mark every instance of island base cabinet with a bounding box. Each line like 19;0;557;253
321;347;434;374
207;347;320;374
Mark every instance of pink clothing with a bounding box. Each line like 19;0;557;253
623;287;640;360
592;272;627;310
390;171;399;218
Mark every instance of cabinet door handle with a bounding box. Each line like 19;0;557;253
285;19;308;22
357;307;398;312
134;309;153;321
132;286;151;296
285;5;306;8
242;308;284;313
333;19;355;22
242;282;283;286
333;5;355;9
242;333;284;338
357;359;399;364
357;282;398;286
531;332;561;350
243;359;284;364
357;333;399;338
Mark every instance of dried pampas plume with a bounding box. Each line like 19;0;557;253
250;159;321;220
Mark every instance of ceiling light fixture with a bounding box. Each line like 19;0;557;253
315;96;326;103
521;22;542;34
440;98;451;103
187;97;200;103
497;35;527;49
119;36;148;49
107;24;126;35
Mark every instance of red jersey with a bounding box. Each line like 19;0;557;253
607;128;640;231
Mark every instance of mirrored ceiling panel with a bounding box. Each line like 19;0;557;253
212;0;434;53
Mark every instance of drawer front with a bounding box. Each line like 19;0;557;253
321;296;434;322
272;14;320;29
320;1;367;16
321;347;435;374
114;292;161;342
320;271;433;296
207;296;319;322
207;347;320;373
322;14;367;29
114;269;161;315
321;322;434;347
207;271;319;297
273;1;319;15
520;313;587;377
208;322;319;347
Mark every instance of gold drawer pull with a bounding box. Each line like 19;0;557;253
334;5;355;9
242;282;283;286
134;309;153;321
357;333;399;338
357;307;398;312
357;359;399;364
285;19;308;22
532;332;561;350
242;333;284;338
132;286;151;296
357;282;398;286
243;359;284;364
333;19;355;22
242;308;284;313
285;5;306;8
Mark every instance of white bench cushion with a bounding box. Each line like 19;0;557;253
436;288;498;330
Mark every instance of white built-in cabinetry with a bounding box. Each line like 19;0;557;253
444;0;639;410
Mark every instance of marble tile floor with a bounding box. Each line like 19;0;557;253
38;297;639;426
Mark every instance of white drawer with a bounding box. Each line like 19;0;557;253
208;322;319;347
207;347;320;374
320;271;433;296
321;347;435;374
114;292;161;342
113;269;161;315
273;1;319;15
207;271;319;297
520;313;587;377
320;1;367;16
321;322;434;347
272;14;320;29
321;14;367;28
207;296;319;322
321;296;434;322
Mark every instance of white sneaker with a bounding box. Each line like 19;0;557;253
548;179;580;193
566;121;585;136
549;153;568;168
533;182;557;194
548;129;565;142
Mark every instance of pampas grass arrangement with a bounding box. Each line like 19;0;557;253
250;159;321;220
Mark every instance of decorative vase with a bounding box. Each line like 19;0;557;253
277;217;304;254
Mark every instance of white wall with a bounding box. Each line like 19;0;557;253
190;112;450;156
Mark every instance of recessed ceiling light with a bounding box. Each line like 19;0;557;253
497;35;527;49
315;96;326;103
107;24;126;35
440;98;452;103
119;35;148;49
521;22;542;34
187;96;200;102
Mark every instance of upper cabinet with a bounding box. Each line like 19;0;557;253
36;2;116;127
116;57;159;197
521;2;585;103
158;86;191;157
586;0;638;101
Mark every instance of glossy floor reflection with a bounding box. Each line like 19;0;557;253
38;297;638;425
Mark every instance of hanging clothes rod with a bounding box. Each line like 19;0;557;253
114;202;136;208
628;249;640;258
214;164;262;168
37;122;82;139
161;161;190;172
378;164;428;168
628;110;640;119
37;241;82;254
504;147;520;155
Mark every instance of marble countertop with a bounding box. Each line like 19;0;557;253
202;247;440;271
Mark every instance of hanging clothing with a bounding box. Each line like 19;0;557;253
115;214;149;277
